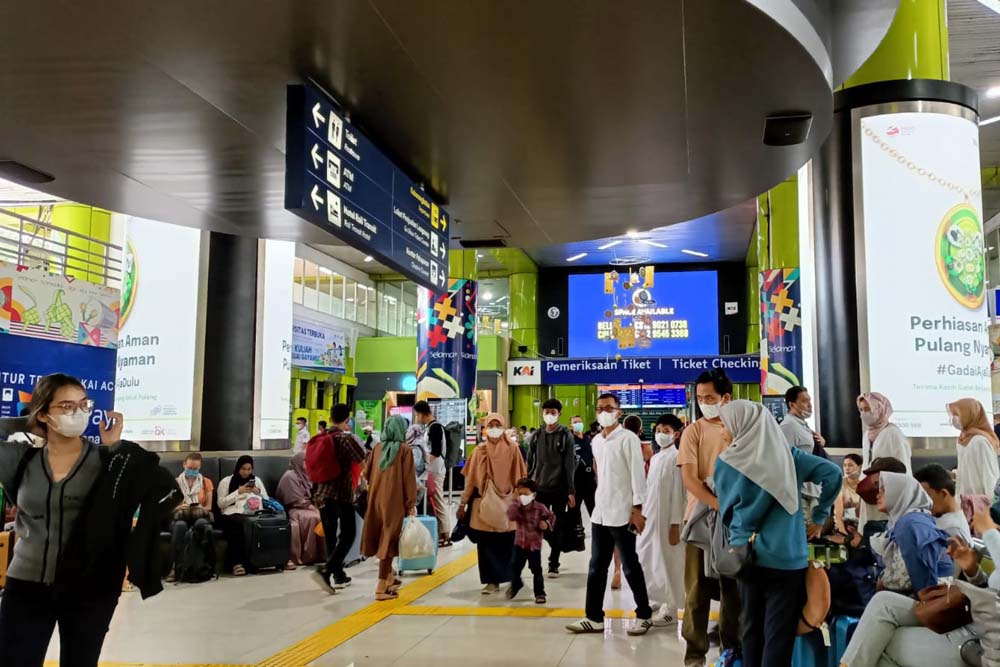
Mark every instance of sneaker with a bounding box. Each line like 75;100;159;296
332;574;352;589
535;595;547;604
651;606;676;627
482;583;500;595
565;618;604;634
547;566;560;579
312;569;337;594
505;582;523;600
627;618;654;636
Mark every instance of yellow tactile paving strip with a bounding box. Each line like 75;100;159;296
45;549;713;667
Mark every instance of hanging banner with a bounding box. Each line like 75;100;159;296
0;262;119;349
291;313;347;373
416;279;477;400
760;267;804;396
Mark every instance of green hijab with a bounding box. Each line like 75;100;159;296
379;415;408;471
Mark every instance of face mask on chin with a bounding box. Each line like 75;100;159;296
48;411;90;438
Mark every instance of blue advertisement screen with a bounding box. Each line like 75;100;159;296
567;270;719;357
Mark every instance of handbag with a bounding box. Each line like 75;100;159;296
478;479;511;531
715;501;778;578
173;504;211;523
914;584;973;634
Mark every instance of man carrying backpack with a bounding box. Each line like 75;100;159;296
412;401;451;547
528;398;577;578
309;403;366;592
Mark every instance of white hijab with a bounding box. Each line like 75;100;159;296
880;471;932;531
719;400;799;515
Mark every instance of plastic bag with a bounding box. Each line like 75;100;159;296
399;516;435;559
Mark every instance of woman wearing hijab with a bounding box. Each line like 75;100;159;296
458;412;527;594
360;415;418;600
948;399;1000;523
840;473;961;667
714;400;841;667
858;393;911;472
275;453;325;566
217;456;270;576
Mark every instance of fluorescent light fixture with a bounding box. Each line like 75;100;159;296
641;239;668;248
976;0;1000;16
319;266;333;275
482;291;493;301
477;253;484;258
681;249;709;258
981;115;1000;127
363;255;374;262
566;252;588;262
598;240;623;250
626;229;640;239
988;86;1000;99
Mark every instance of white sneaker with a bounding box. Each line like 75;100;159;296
651;606;676;627
627;618;654;636
565;617;604;634
481;583;500;595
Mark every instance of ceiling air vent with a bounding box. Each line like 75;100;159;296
458;239;508;248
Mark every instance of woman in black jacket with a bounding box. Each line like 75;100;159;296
0;373;179;667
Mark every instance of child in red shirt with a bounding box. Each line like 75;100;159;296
506;477;556;604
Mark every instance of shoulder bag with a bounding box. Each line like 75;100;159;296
914;584;973;634
477;454;512;531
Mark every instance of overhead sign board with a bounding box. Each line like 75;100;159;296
505;354;760;386
285;84;449;291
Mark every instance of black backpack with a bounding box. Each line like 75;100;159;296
444;421;464;468
826;547;877;618
174;520;217;583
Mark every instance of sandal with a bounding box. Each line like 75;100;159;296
439;537;453;548
375;590;399;601
232;565;247;577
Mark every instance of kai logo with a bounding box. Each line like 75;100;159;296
512;365;535;377
935;203;985;309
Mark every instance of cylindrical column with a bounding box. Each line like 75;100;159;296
509;272;539;357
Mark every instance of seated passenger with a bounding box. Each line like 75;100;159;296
914;463;973;545
218;455;270;576
167;452;214;582
275;452;325;566
832;453;863;535
856;456;908;543
872;472;953;596
840;509;998;667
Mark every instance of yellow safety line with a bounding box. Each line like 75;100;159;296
254;550;479;667
44;664;248;667
393;605;718;621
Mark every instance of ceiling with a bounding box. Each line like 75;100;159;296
0;0;840;264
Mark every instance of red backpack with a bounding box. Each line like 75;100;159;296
305;431;341;483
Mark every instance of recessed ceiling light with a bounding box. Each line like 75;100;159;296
482;291;494;301
598;240;623;250
641;239;668;248
477;253;484;258
981;115;1000;127
976;0;1000;16
567;252;588;262
626;230;640;239
988;86;1000;99
681;249;709;258
319;267;333;275
363;255;374;262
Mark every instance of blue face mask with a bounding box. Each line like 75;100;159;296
184;468;200;478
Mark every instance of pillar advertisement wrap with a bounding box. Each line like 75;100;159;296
416;279;477;400
759;267;804;397
858;110;991;436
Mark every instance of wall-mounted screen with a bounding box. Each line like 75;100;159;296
599;383;687;409
568;270;719;357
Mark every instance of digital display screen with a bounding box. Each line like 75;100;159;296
599;384;687;409
568;270;719;357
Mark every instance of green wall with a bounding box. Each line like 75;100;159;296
355;334;505;373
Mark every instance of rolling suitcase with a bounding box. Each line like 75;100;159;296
396;514;438;575
243;513;291;571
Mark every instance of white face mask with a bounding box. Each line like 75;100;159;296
519;493;535;506
597;411;618;428
951;415;963;431
860;411;877;427
48;411;90;438
487;427;504;440
655;432;674;448
543;413;559;426
800;409;813;419
699;402;721;420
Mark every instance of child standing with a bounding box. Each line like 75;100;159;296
506;477;556;604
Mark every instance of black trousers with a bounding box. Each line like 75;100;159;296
737;565;807;667
585;523;652;622
320;499;356;578
0;577;119;667
510;545;545;596
536;489;569;568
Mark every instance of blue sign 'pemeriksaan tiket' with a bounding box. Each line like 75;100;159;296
284;84;449;292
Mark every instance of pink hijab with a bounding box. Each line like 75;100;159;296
857;392;893;442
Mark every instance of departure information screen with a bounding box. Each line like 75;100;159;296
599;384;687;409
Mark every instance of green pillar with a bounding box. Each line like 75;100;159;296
511;385;542;432
448;249;479;281
50;204;112;285
509;272;539;358
843;0;949;88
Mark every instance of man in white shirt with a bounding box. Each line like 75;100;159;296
293;417;310;454
566;393;653;637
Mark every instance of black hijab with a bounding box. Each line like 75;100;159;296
228;455;255;494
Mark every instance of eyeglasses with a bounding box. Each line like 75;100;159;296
595;406;619;413
49;399;95;415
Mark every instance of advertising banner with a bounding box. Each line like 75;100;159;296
258;240;295;441
292;313;347;373
0;262;119;348
416;279;477;400
760;268;804;396
0;333;116;444
859;111;991;436
115;217;200;441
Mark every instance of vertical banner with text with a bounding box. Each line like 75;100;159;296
760;267;804;396
416;279;477;400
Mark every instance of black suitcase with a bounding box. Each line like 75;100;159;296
243;513;291;571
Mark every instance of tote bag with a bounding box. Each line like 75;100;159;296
477;456;512;531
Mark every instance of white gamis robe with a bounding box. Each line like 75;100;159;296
636;446;686;612
956;434;1000;498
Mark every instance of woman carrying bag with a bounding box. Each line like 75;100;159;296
457;412;527;595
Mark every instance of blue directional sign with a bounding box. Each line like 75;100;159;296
285;85;449;291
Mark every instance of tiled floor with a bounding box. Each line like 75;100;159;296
38;508;711;666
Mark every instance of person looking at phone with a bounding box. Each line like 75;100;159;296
218;455;270;576
166;452;215;582
0;373;179;667
566;393;653;637
914;463;972;545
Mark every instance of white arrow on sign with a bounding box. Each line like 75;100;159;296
311;144;323;169
312;103;325;128
310;185;324;210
